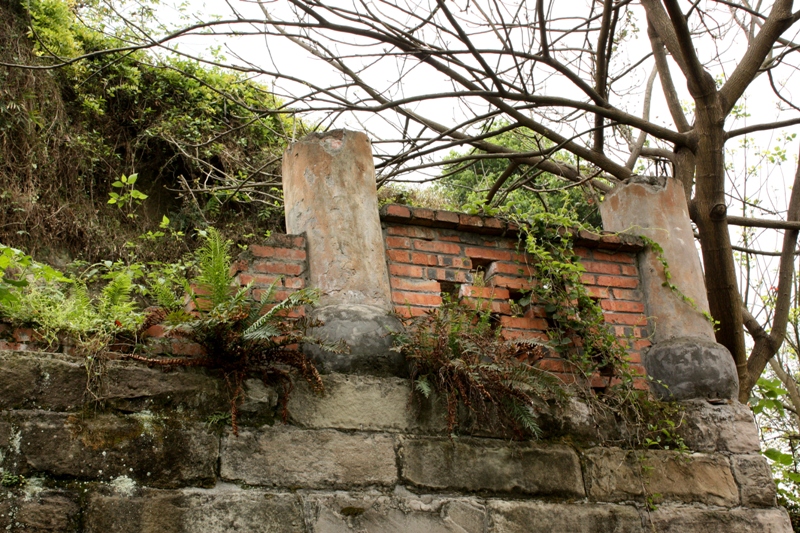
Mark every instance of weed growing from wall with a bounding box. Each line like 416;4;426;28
129;228;335;434
394;296;568;437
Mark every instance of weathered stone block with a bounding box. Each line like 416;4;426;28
488;500;644;533
0;489;80;532
0;411;218;488
287;373;445;433
400;437;584;497
582;448;738;506
678;399;760;453
646;505;792;533
84;486;305;533
731;454;778;508
304;490;486;533
645;337;738;401
220;426;397;489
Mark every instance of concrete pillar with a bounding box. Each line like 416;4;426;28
601;177;738;400
282;130;404;376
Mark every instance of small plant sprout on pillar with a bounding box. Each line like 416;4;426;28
600;176;738;401
282;130;405;376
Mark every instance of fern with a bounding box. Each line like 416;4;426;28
193;228;235;309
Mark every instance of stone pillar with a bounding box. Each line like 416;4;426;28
283;130;404;376
600;177;738;400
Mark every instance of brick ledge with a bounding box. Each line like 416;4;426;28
379;204;645;252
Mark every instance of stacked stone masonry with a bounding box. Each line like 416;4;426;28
0;351;792;532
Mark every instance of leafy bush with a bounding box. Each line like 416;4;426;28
0;244;142;345
394;297;568;437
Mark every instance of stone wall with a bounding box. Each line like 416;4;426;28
0;350;791;532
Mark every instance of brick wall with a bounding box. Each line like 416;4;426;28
380;204;650;387
0;207;651;386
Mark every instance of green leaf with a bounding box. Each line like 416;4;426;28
764;448;794;466
127;173;138;185
159;215;170;229
111;181;124;188
130;190;148;200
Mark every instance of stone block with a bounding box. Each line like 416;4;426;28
304;490;486;533
0;351;41;409
84;485;305;533
645;337;738;401
220;426;397;489
488;500;644;533
400;437;584;497
0;411;218;488
582;448;738;506
287;373;445;433
0;489;80;532
103;361;229;415
731;454;778;507
645;505;792;533
678;399;761;453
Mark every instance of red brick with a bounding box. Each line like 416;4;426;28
12;328;34;343
385;225;437;239
170;341;206;357
596;276;638;289
573;247;592;259
253;261;304;276
525;306;547;318
390;264;425;278
500;316;549;330
537;358;568;373
585;286;610;299
582;261;622;275
283;277;306;289
390;278;441;292
626;351;642;364
250;245;306;261
411;208;435;224
621;265;638;276
238;273;281;286
144;324;167;338
440;234;462;242
383;204;412;219
413;239;462;255
593;251;635;264
253;288;294;302
410;252;440;266
439;256;472;269
460;297;512;315
434;210;460;226
394;305;431;318
501;329;550;342
486;261;535;278
600;300;645;313
464;247;512;261
633;339;652;350
484;217;504;230
387;249;412;263
0;341;23;351
580;274;596;285
488;275;535;291
604;313;648;326
459;285;511;300
385;236;411;249
392;291;442;307
611;288;643;301
458;214;484;229
229;259;249;275
426;268;472;283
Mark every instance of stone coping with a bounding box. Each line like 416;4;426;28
379;204;646;252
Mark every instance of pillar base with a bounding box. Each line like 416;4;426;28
645;336;739;401
304;304;406;377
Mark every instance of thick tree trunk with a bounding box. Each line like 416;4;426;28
692;97;748;391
